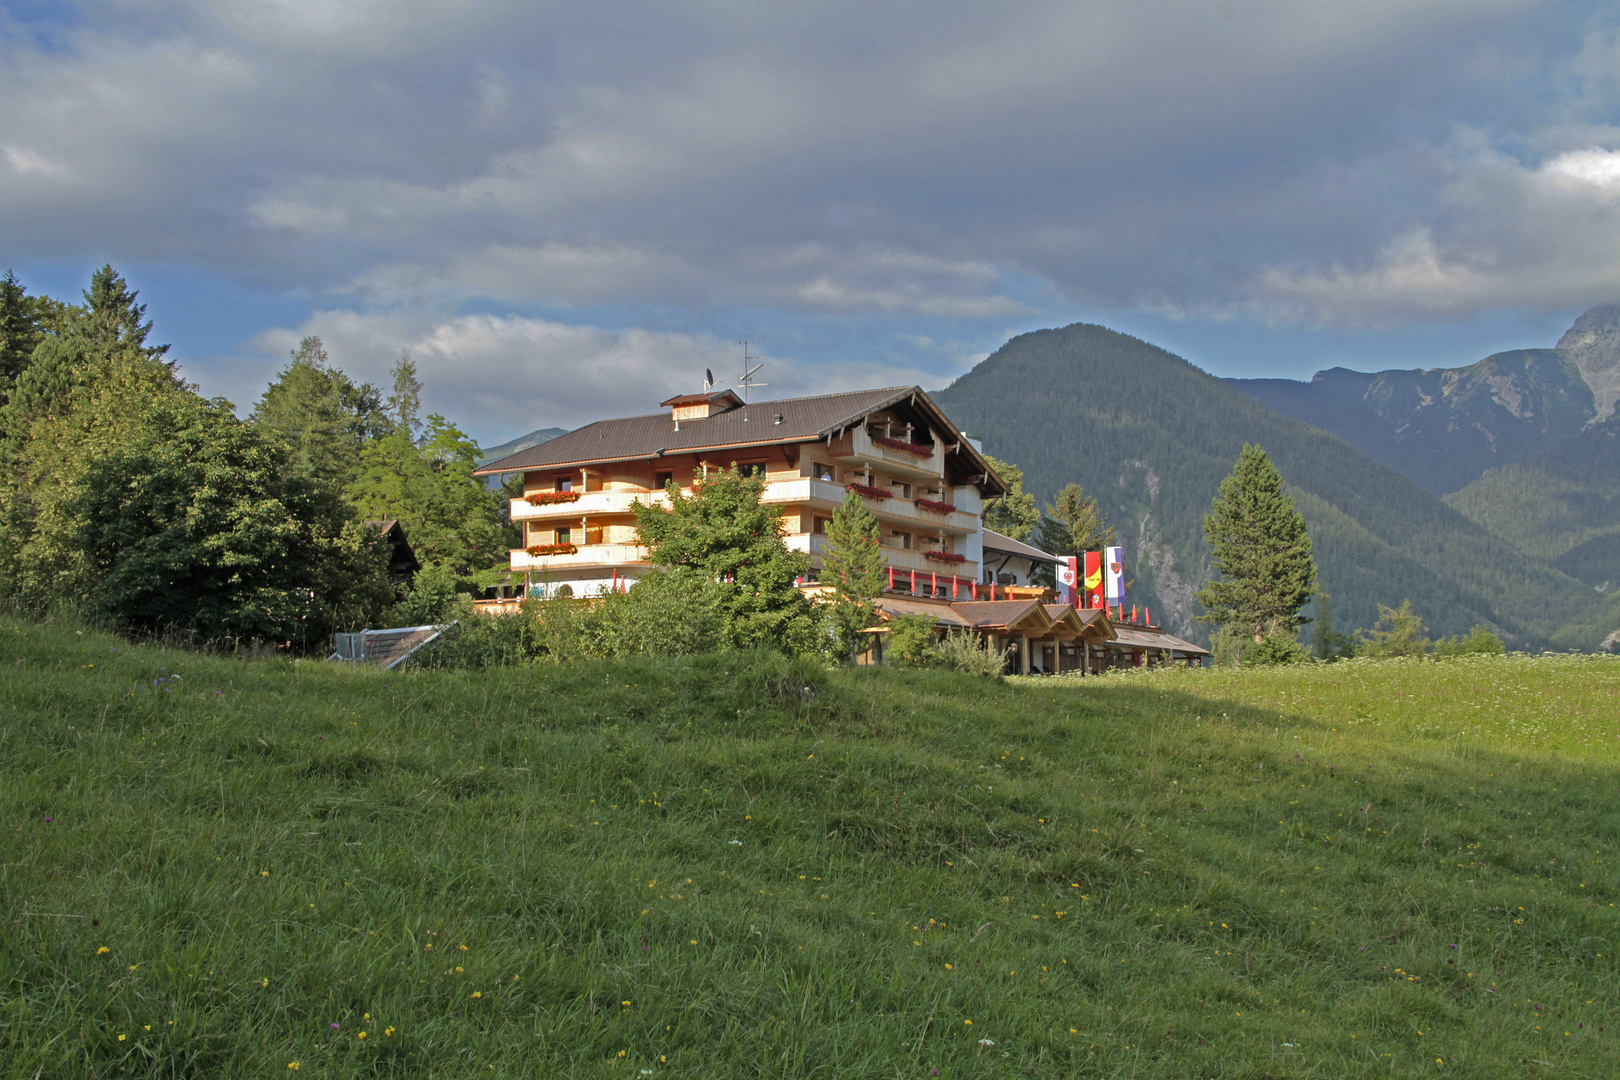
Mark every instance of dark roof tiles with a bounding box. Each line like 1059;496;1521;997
476;387;914;474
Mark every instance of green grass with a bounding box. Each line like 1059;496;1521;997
2;621;1618;1078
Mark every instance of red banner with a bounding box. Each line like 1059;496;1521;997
1084;551;1104;608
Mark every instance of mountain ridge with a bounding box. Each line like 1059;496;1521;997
933;323;1600;648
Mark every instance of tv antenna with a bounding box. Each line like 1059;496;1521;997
703;367;714;391
735;340;767;404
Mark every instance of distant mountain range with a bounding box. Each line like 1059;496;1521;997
1224;303;1620;497
477;427;568;468
934;323;1604;649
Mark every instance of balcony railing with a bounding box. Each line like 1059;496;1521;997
510;543;651;571
513;478;980;534
829;426;945;480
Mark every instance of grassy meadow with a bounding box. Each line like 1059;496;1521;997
2;620;1618;1078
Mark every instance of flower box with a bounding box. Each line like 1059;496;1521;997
923;550;966;563
913;497;957;515
845;482;890;500
870;433;934;458
526;543;579;556
526;490;582;506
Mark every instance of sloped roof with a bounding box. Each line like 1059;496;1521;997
476;387;913;474
473;386;1009;496
1110;627;1211;655
873;596;974;629
983;528;1063;564
948;599;1054;632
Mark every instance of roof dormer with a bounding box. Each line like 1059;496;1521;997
660;389;744;422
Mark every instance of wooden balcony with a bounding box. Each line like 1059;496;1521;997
829;426;945;480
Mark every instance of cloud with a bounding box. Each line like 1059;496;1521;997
3;0;1615;331
226;310;957;442
1250;133;1620;325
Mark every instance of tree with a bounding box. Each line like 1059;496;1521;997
631;467;820;654
81;265;168;360
387;349;423;439
0;269;43;388
1311;590;1355;661
1195;444;1318;642
1433;623;1505;659
251;336;391;488
820;488;886;659
75;395;393;646
347;415;511;575
982;453;1039;541
1030;482;1113;587
0;338;187;609
1359;600;1431;658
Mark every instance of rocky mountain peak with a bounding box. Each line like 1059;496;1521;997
1557;302;1620;421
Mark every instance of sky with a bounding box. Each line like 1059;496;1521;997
5;0;1620;446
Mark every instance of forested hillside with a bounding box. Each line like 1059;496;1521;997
1444;416;1620;579
1443;418;1620;649
935;324;1598;646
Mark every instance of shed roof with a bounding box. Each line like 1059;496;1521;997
982;528;1063;564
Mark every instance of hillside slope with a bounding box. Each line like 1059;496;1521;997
476;426;567;467
1443;416;1620;574
4;622;1617;1077
1226;348;1594;495
934;324;1597;645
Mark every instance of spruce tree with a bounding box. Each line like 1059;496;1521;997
1030;482;1113;587
0;270;42;385
252;336;390;488
821;488;886;659
82;265;168;359
1195;444;1317;642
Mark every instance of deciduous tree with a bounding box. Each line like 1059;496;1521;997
981;453;1039;541
347;415;511;575
76;396;392;645
631;467;820;654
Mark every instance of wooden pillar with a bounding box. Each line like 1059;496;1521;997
1020;636;1030;675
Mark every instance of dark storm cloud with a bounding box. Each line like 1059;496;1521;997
5;0;1620;346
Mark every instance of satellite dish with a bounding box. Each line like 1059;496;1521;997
704;368;714;390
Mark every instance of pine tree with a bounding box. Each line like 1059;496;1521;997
81;265;168;359
982;453;1039;541
821;488;886;659
1195;444;1317;642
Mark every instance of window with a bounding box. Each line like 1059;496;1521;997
654;471;673;490
737;462;766;478
812;516;831;535
555;527;571;545
813;462;836;483
890;530;912;550
555;476;572;492
892;481;913;499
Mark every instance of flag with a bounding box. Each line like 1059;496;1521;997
1084;551;1104;608
1057;557;1079;606
1104;545;1124;607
